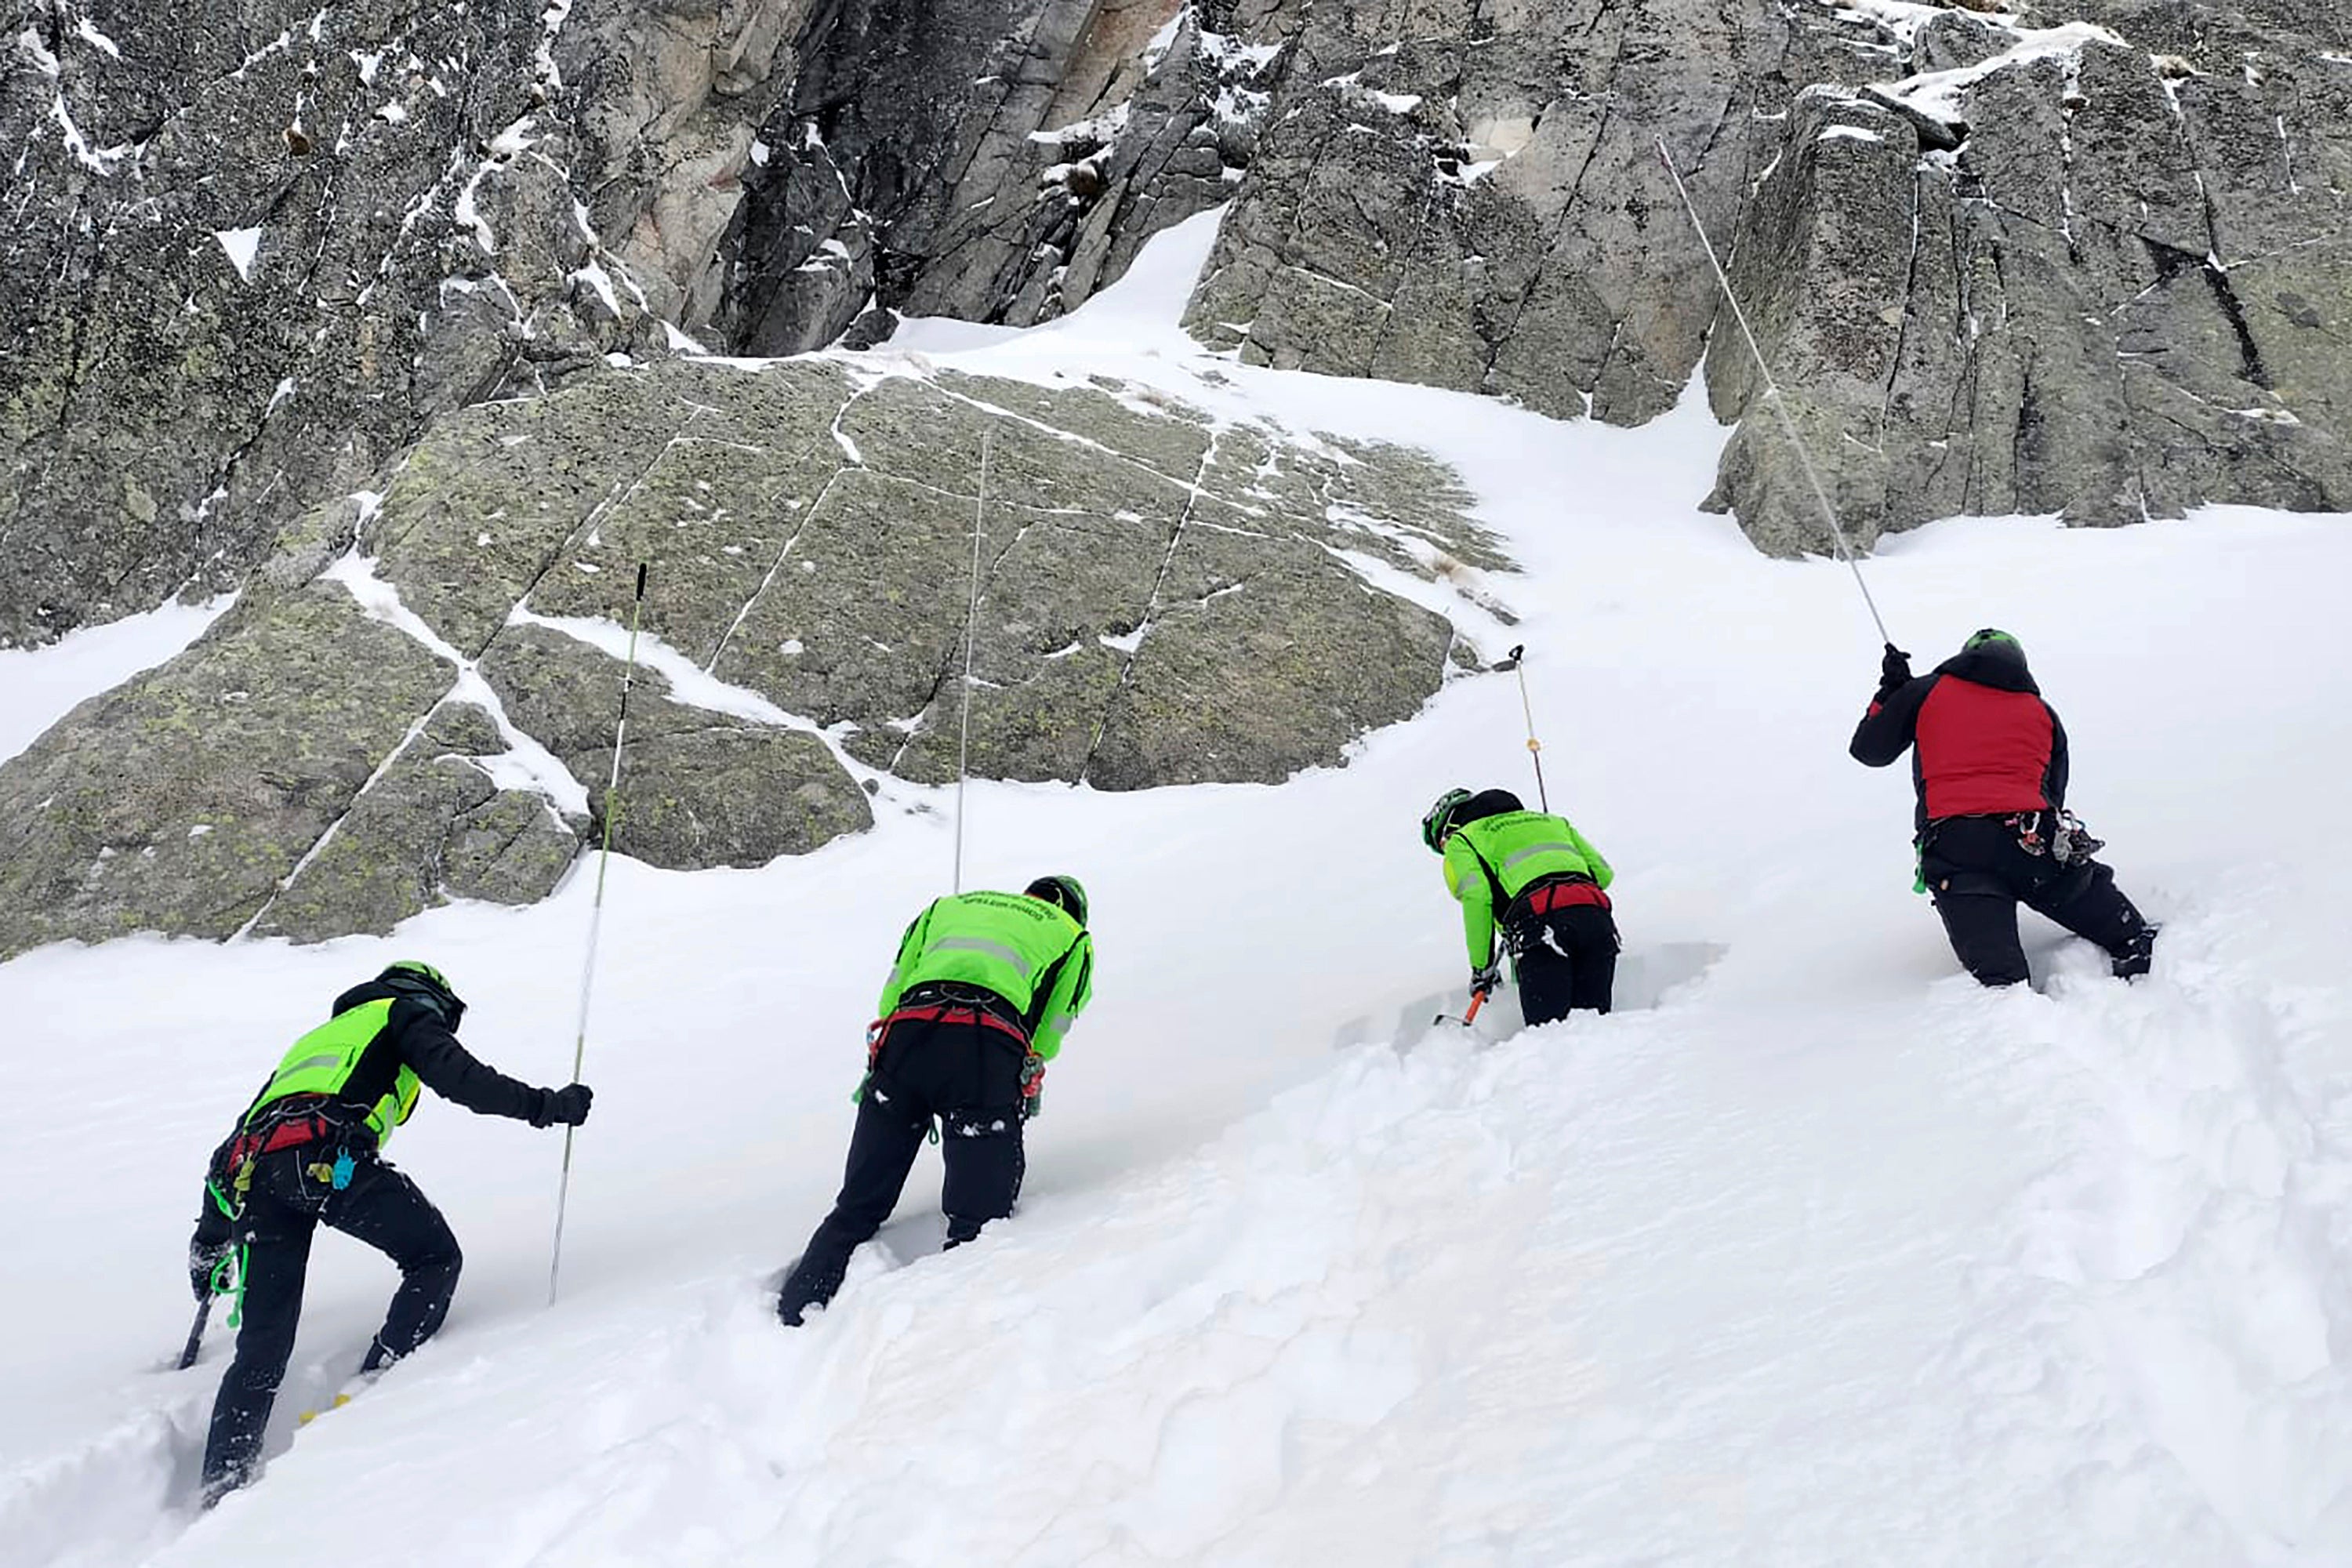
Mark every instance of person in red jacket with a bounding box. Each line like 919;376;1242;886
1851;629;2156;986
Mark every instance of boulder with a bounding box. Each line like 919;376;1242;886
0;352;1504;953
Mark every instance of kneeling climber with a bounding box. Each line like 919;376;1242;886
1423;787;1618;1024
1850;628;2158;985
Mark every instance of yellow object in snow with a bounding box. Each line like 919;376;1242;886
296;1392;354;1425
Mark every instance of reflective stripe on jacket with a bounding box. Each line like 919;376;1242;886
1442;811;1613;970
877;891;1094;1061
248;999;423;1146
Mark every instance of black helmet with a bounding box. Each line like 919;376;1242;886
1025;874;1088;927
1461;788;1523;821
1421;789;1474;853
379;960;465;1029
1963;627;2024;659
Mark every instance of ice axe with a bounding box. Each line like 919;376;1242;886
176;1297;212;1370
1434;987;1490;1029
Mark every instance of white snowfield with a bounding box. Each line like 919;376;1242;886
3;214;2350;1567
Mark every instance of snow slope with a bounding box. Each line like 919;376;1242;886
4;212;2350;1566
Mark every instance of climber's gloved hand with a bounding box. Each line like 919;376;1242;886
1878;642;1912;696
532;1083;594;1128
189;1236;232;1301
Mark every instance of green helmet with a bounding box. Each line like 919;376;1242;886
379;960;465;1028
1964;627;2022;655
1025;874;1088;927
1421;788;1475;854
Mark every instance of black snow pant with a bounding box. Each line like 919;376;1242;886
777;1010;1027;1326
1508;902;1619;1025
1921;814;2157;987
200;1146;463;1496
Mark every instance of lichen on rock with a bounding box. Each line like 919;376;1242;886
0;351;1507;954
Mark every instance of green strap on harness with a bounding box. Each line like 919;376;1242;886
204;1174;252;1329
205;1245;250;1328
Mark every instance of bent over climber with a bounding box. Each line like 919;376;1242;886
1851;628;2157;986
777;876;1093;1327
187;961;591;1504
1423;787;1618;1024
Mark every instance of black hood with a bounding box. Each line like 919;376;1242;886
1936;642;2038;695
331;978;400;1016
329;977;459;1029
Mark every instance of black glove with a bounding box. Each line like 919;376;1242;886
189;1237;232;1301
1877;642;1911;696
1470;964;1502;997
532;1083;593;1128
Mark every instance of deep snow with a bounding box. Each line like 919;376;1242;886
3;212;2349;1567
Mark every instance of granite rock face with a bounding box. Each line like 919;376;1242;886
13;0;2339;637
0;354;1502;955
1181;0;1829;426
1;0;806;645
1181;0;2351;551
479;623;869;873
252;701;585;946
0;577;457;953
0;0;1272;647
9;0;2343;952
1707;2;2352;550
717;0;1278;352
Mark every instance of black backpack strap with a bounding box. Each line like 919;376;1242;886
1021;929;1089;1041
1457;833;1512;916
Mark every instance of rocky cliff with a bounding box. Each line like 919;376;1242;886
1184;0;2350;550
9;0;2345;649
4;0;2344;949
2;0;1277;648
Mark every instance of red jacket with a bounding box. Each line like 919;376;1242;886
1850;644;2069;835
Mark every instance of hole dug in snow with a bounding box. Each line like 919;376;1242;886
1331;940;1730;1050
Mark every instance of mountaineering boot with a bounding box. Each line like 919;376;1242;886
303;1363;390;1439
199;1462;252;1511
2112;924;2159;981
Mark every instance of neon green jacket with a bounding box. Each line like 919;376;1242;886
248;999;422;1145
1442;810;1613;968
879;891;1094;1059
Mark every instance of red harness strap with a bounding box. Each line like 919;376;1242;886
227;1112;332;1168
1521;878;1610;916
879;1001;1031;1044
869;1002;1044;1101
